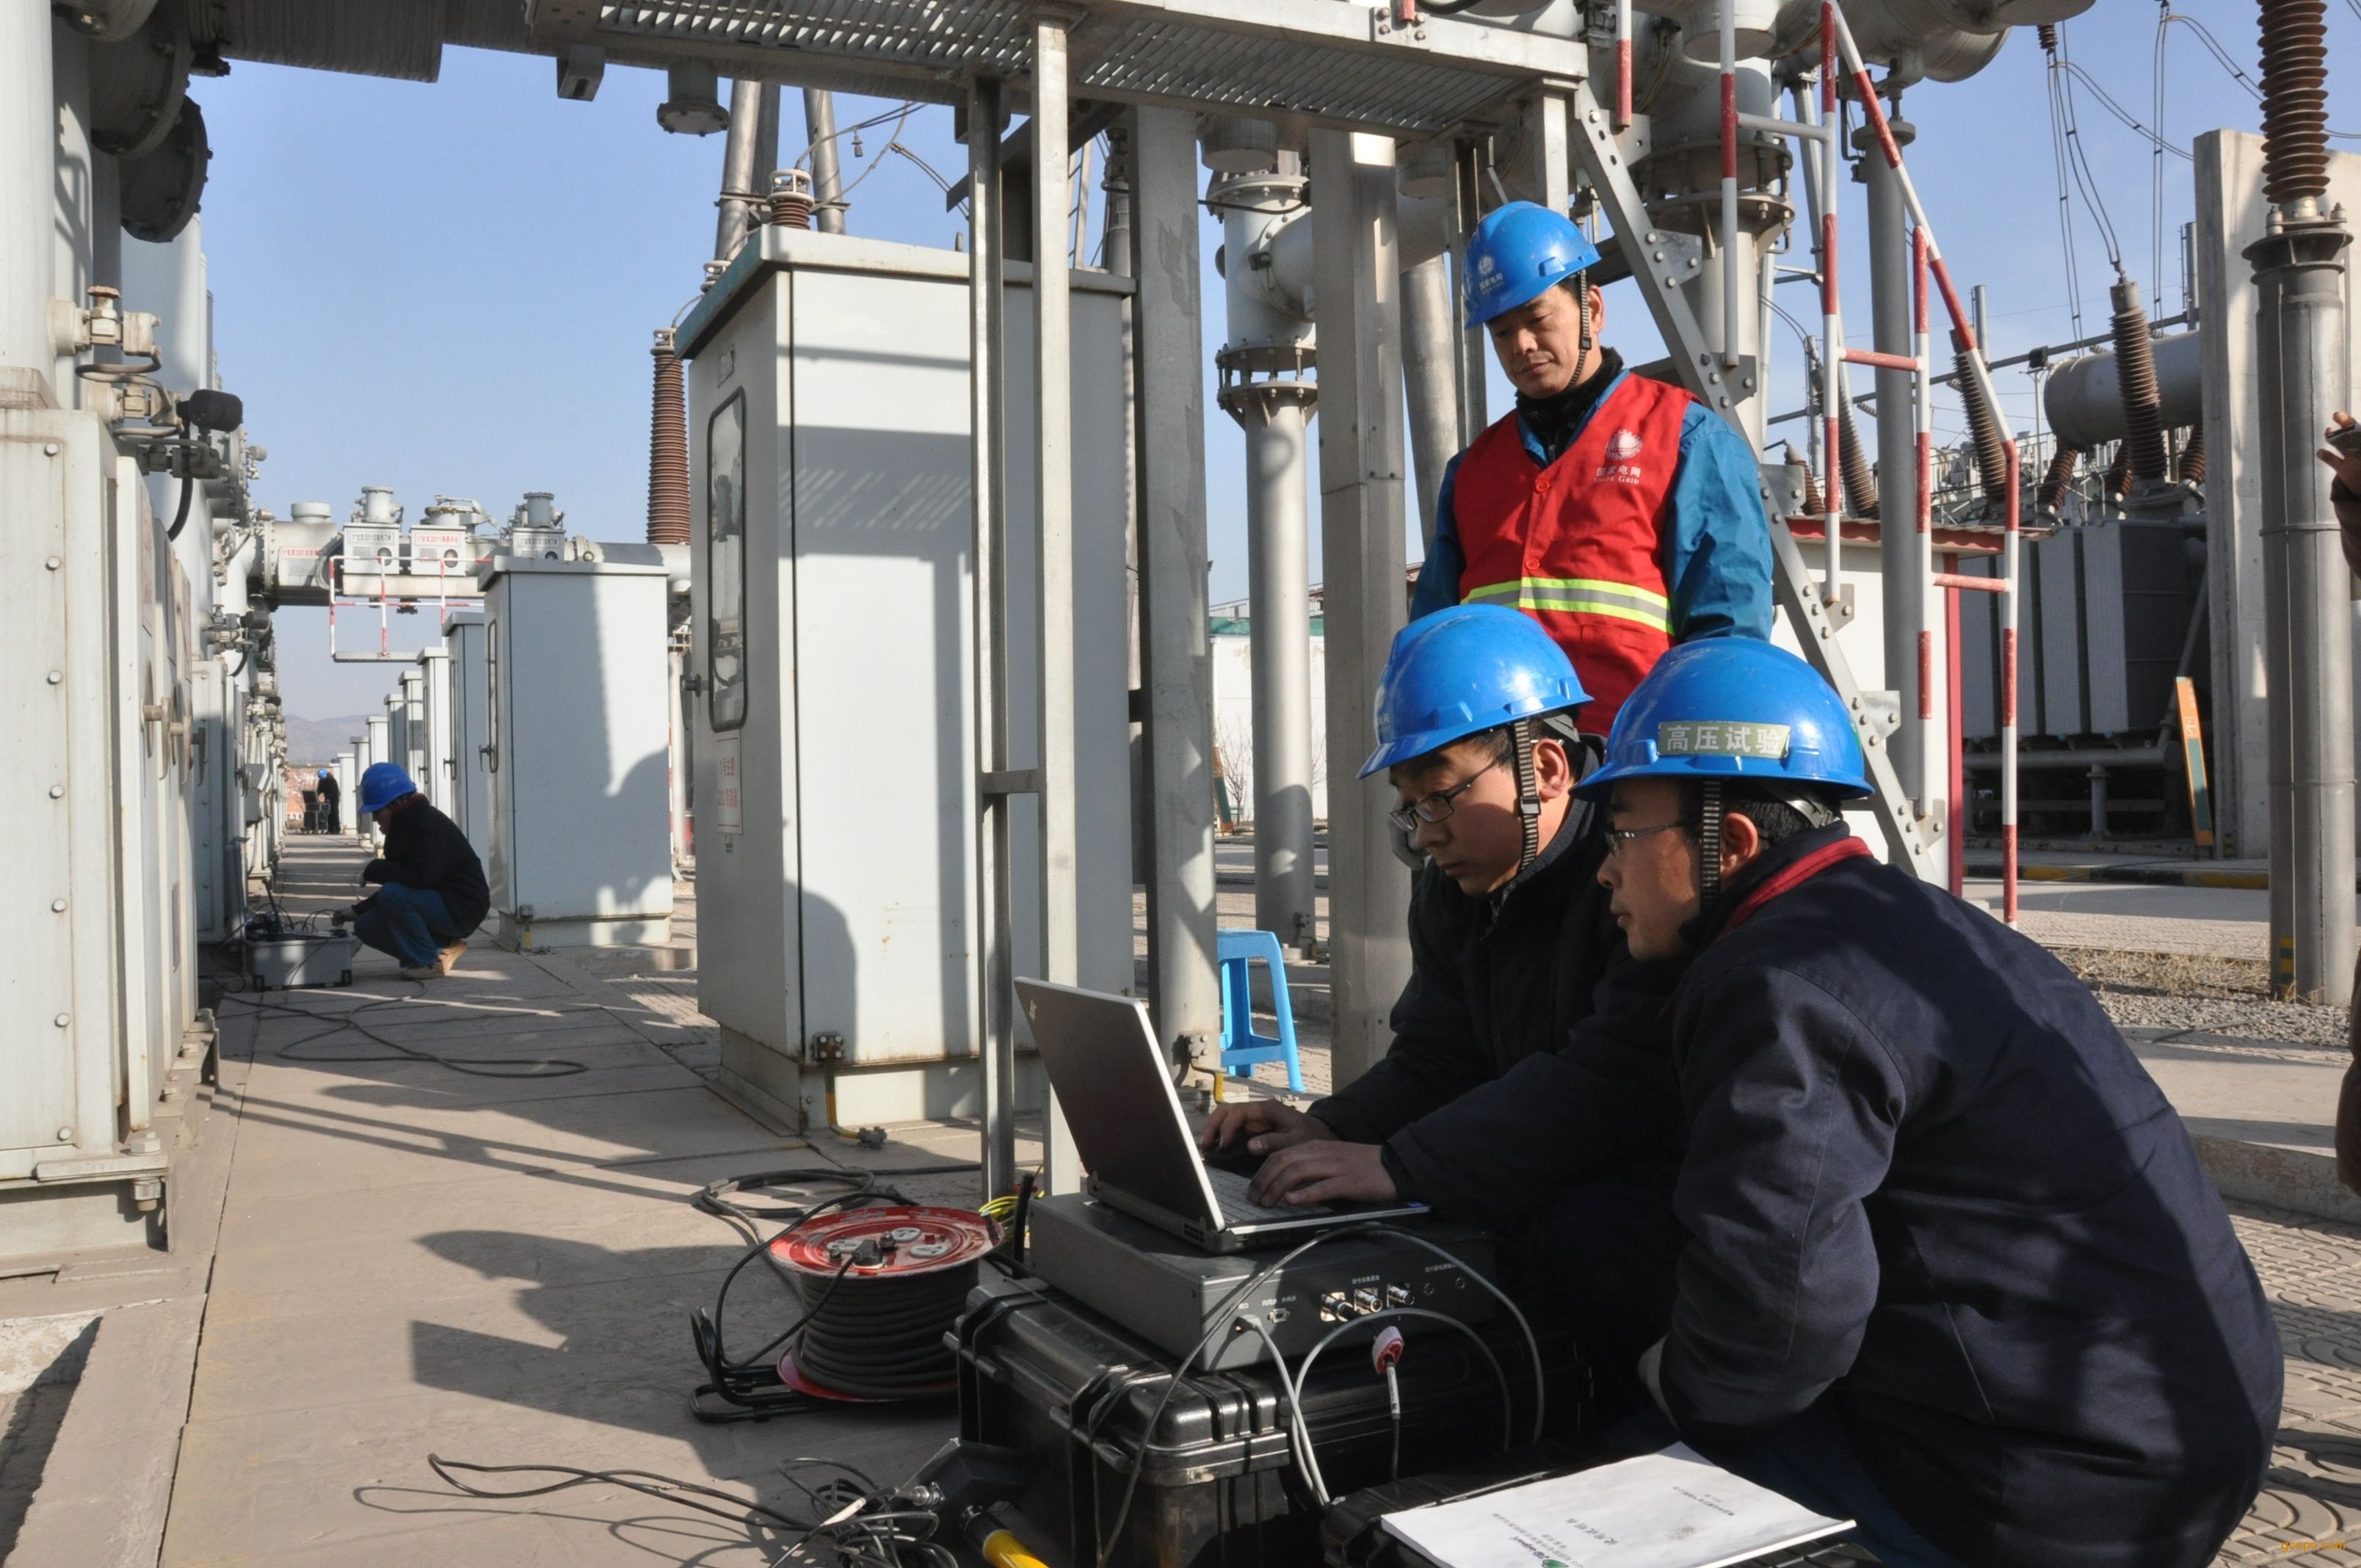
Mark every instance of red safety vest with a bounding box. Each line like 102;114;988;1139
1451;374;1695;733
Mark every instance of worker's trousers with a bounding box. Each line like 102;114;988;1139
354;884;461;970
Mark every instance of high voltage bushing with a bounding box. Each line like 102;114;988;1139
2259;0;2329;207
1837;400;1879;520
2037;445;2080;514
646;330;690;547
2178;424;2208;487
2108;277;2169;482
1954;335;2014;502
769;167;815;231
2106;444;2132;499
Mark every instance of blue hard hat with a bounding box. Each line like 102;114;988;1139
1359;605;1591;778
1462;200;1603;328
356;761;416;813
1576;640;1872;801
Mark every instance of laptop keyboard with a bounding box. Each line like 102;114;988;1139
1207;1164;1330;1223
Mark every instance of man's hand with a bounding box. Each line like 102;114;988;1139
1198;1099;1335;1156
2322;412;2361;493
1248;1140;1399;1208
2323;413;2361;577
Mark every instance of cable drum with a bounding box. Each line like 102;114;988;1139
766;1205;1000;1401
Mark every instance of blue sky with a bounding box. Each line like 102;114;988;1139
188;4;2342;719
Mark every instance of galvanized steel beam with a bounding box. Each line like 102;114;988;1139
1311;128;1414;1089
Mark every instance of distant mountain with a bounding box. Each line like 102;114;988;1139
284;714;372;766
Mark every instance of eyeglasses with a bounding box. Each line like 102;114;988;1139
1602;819;1694;856
1387;755;1506;835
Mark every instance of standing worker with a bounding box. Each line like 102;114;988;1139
316;766;341;836
344;763;485;980
1412;201;1774;733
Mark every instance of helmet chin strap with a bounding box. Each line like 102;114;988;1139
1697;779;1724;908
1575;273;1593;376
1512;718;1543;873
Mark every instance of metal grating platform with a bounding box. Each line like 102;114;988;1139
587;0;1588;136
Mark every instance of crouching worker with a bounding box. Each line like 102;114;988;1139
1200;605;1688;1373
347;763;487;981
1581;639;2281;1568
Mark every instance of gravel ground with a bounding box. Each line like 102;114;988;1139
2057;948;2353;1049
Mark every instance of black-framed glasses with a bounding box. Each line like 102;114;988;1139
1387;755;1506;834
1603;819;1694;856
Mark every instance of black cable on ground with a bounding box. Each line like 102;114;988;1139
219;988;590;1078
424;1455;802;1533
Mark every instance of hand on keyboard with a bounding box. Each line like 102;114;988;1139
1208;1165;1330;1221
1248;1139;1401;1209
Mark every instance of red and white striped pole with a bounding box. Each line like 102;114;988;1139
1614;0;1633;128
1828;1;2019;920
1719;0;1740;370
1913;222;1934;830
1817;3;1841;599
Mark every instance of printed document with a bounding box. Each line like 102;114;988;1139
1379;1443;1851;1568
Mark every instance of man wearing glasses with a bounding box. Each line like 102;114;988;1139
1200;606;1688;1393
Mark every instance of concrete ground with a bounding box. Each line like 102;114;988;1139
2;830;2360;1564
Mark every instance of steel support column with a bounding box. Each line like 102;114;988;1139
714;78;764;261
1400;254;1459;550
1131;105;1222;1076
1862;117;1930;807
1310;128;1413;1089
0;7;54;403
965;76;1018;1197
2251;210;2356;1004
1031;17;1080;1189
1450;140;1490;442
803;89;847;234
1238;387;1319;948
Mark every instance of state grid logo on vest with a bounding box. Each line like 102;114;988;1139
1597;427;1646;486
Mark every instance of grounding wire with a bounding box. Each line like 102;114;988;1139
2050;27;2124;269
1084;1219;1542;1568
2043;29;2088;336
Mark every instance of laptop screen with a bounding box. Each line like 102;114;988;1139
1017;979;1221;1229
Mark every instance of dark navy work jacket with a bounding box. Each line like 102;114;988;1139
1308;799;1683;1227
1658;827;2282;1568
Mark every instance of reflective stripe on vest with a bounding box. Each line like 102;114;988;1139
1463;575;1672;631
1449;373;1696;732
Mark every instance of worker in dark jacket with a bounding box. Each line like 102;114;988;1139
1198;606;1683;1244
316;768;341;835
1576;639;2281;1568
347;762;487;980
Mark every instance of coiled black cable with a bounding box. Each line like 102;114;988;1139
788;1263;976;1398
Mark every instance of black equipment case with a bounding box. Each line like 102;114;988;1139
952;1267;1586;1568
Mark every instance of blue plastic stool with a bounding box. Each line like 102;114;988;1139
1216;929;1305;1092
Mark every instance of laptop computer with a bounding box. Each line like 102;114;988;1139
1018;976;1426;1252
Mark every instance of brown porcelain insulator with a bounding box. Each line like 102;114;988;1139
1837;399;1879;520
2259;0;2329;207
647;330;691;546
2108;277;2169;482
2037;446;2080;513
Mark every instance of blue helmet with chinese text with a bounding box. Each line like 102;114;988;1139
1575;640;1871;801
